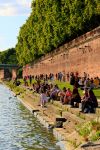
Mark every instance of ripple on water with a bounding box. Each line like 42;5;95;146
0;85;60;150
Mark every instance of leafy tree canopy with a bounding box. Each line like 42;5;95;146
0;48;18;65
16;0;100;65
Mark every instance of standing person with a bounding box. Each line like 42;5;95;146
84;72;87;78
29;75;32;85
70;72;75;85
50;74;54;84
59;72;63;82
40;88;48;107
58;72;60;81
63;71;66;82
23;76;28;86
55;73;58;80
67;72;69;82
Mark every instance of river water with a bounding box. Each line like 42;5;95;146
0;84;60;150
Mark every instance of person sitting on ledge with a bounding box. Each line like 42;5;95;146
64;88;72;104
81;88;89;112
80;89;98;113
49;84;60;102
60;88;72;105
94;77;100;88
59;87;67;104
70;86;81;108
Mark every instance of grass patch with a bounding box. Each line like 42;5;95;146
76;112;86;120
76;120;100;141
55;80;100;99
7;79;100;99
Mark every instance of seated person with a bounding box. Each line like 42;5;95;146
90;81;95;89
64;88;72;104
35;82;40;93
84;78;91;89
32;83;36;91
60;88;72;104
81;88;89;112
94;77;100;88
81;89;98;113
59;87;67;103
70;86;81;107
49;84;60;101
78;77;84;88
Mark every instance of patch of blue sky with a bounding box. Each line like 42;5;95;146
0;0;32;51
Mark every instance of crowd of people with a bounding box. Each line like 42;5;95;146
22;72;99;113
23;72;100;89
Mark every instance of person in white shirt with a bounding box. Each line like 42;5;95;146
40;88;48;107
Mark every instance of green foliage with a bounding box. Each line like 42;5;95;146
6;81;25;94
78;123;92;137
16;0;100;65
91;120;100;131
90;131;100;141
0;48;18;64
76;120;100;141
17;68;22;78
6;80;16;90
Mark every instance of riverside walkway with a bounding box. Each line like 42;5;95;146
6;81;100;150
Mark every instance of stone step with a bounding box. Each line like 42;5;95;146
53;101;100;121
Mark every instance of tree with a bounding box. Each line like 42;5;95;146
0;48;18;64
16;0;100;65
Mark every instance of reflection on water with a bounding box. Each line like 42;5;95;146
0;84;60;150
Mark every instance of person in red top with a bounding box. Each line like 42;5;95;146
59;87;67;104
62;88;72;104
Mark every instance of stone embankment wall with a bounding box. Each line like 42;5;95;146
0;69;4;79
0;68;17;80
12;69;17;79
23;26;100;78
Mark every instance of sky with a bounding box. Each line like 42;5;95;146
0;0;32;51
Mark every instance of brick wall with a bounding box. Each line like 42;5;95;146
0;69;4;79
12;69;17;80
23;26;100;78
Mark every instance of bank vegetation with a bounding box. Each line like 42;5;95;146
5;80;100;149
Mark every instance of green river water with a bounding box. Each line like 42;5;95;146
0;84;60;150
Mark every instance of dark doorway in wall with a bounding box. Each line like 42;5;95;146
4;68;12;79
